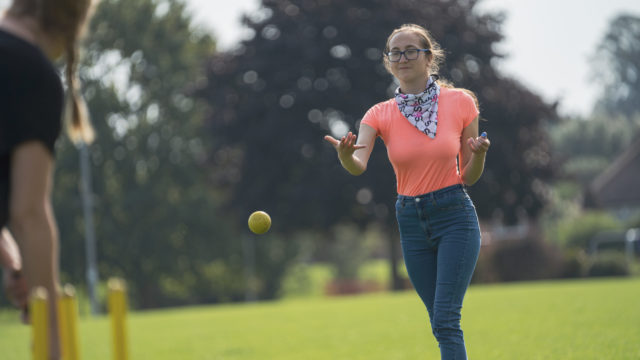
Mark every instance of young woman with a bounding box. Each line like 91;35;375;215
0;0;94;358
325;23;490;359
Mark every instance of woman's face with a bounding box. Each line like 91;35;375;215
387;31;430;84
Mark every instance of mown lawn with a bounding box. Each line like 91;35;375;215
0;277;638;359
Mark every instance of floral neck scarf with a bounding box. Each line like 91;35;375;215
394;75;440;138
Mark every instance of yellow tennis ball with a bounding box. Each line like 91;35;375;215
248;211;271;234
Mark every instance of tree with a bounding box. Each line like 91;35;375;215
550;112;640;185
550;14;640;186
202;0;556;229
201;0;557;289
53;0;245;308
593;14;640;118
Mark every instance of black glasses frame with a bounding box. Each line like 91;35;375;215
385;49;431;62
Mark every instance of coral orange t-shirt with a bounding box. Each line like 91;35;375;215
361;87;478;196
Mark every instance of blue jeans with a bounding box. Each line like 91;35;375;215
395;184;481;360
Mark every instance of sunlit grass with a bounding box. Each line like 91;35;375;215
1;277;638;359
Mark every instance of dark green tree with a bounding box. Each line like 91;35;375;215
201;0;557;288
53;0;246;308
202;0;556;228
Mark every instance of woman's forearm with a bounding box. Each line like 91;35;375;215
10;202;60;358
461;152;486;185
339;153;367;176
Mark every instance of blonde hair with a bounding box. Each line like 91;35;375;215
9;0;95;144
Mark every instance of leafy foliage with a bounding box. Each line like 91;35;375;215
45;0;565;308
593;14;640;118
551;113;640;183
587;251;630;277
202;0;557;229
53;0;242;308
550;14;640;190
550;211;622;249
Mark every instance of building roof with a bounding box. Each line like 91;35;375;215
590;137;640;208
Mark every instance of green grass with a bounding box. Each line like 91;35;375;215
280;259;406;298
1;277;638;359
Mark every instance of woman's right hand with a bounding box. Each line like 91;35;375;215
2;268;28;313
324;125;376;176
323;132;366;160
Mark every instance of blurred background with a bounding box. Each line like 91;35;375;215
1;0;639;312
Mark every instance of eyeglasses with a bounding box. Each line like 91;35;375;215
385;49;431;62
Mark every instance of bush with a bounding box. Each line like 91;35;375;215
559;250;589;278
586;252;630;277
472;238;566;283
552;211;622;249
471;247;501;283
626;212;640;228
493;239;566;281
327;224;382;281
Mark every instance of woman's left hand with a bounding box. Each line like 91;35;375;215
467;133;490;154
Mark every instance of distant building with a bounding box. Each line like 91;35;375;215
586;137;640;257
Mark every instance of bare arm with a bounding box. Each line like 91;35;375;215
459;117;490;185
9;141;60;359
324;123;377;176
0;227;21;270
1;228;28;310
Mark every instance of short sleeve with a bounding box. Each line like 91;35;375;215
360;102;383;136
9;62;63;154
459;90;479;128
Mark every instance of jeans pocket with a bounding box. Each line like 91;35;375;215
395;198;418;220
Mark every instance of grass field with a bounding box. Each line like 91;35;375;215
1;277;638;359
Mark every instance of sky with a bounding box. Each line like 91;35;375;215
2;0;639;116
184;0;640;117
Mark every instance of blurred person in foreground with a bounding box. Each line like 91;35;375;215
0;0;95;358
325;23;490;360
